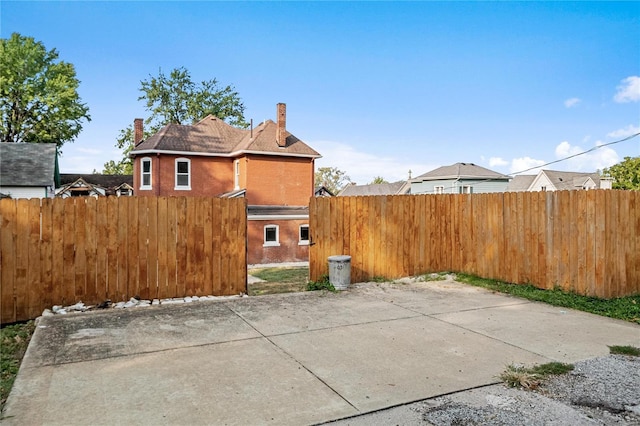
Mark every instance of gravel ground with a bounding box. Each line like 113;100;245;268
328;354;640;425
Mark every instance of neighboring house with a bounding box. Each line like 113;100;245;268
506;170;612;192
130;103;321;265
314;185;334;197
56;174;134;198
337;180;410;196
0;142;58;199
411;162;511;194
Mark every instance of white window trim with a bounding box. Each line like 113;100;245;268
434;185;444;194
263;224;280;247
299;224;309;246
459;185;472;194
140;157;152;190
234;160;240;190
174;158;191;190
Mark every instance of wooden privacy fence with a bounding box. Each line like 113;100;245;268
1;196;247;324
309;190;640;299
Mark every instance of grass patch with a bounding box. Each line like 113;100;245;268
455;273;640;324
247;267;309;296
307;275;336;292
609;345;640;356
500;362;574;390
371;276;388;283
1;321;35;412
419;272;449;282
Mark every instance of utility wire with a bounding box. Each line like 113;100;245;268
413;132;640;194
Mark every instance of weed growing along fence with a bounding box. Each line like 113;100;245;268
0;196;247;324
309;190;640;299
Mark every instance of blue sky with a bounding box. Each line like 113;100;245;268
2;1;639;184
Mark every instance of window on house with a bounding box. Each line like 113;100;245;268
264;225;280;247
541;186;547;192
175;158;191;189
459;185;472;194
299;225;309;245
141;158;152;189
118;188;131;197
434;186;444;194
234;160;240;190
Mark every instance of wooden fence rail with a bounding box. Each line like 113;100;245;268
309;190;640;299
0;196;247;324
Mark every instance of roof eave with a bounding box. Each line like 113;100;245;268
130;148;321;159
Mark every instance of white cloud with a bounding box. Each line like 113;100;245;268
509;157;546;175
613;76;640;103
553;141;619;172
313;140;438;185
564;97;581;108
607;124;640;139
489;157;508;167
75;147;103;155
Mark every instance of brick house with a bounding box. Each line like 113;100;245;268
130;103;321;264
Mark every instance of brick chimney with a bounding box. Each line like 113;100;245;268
276;103;286;147
134;118;144;145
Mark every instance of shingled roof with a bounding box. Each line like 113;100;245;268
338;181;409;196
60;174;133;189
0;143;57;186
131;115;320;158
413;162;511;181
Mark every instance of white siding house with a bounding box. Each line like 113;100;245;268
0;143;57;199
410;163;511;195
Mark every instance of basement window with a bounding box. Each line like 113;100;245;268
264;225;280;247
299;225;309;245
434;185;444;194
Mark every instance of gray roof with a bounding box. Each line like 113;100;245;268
507;170;603;192
247;205;308;216
338;181;408;196
413;162;510;181
541;170;602;190
60;174;133;189
131;115;320;158
0;143;56;186
506;174;536;192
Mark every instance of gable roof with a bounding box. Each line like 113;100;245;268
506;174;536;192
338;181;409;196
60;174;133;189
413;162;510;181
131;116;320;159
0;143;57;187
539;170;602;190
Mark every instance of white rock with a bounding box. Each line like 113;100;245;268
114;301;126;309
152;299;160;305
184;297;193;303
67;302;86;312
42;309;54;316
52;305;63;313
57;309;67;315
124;301;138;308
135;303;151;308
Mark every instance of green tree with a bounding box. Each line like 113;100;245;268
315;167;351;194
0;33;90;150
104;67;247;174
369;176;388;184
602;156;640;190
